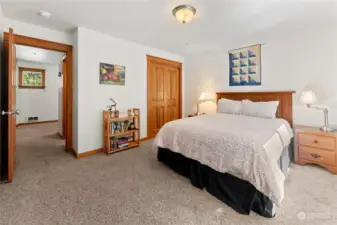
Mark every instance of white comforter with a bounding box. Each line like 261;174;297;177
153;113;293;206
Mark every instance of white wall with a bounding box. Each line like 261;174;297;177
75;27;184;153
184;24;337;128
72;28;79;152
5;19;73;45
16;60;62;124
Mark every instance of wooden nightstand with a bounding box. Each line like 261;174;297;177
188;113;205;117
295;125;337;174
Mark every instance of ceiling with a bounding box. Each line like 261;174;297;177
2;0;337;55
16;45;65;65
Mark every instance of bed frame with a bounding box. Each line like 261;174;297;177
216;91;295;127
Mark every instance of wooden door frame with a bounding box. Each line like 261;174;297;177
4;32;73;152
62;59;67;139
146;55;183;138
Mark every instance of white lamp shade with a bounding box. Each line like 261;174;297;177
301;90;317;105
198;92;212;102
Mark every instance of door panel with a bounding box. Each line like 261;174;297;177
165;67;179;123
156;66;165;101
147;56;181;138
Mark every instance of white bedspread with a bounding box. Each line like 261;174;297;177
153;113;293;206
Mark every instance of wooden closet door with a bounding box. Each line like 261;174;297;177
147;62;166;138
147;56;182;138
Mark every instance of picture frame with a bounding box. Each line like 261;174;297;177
229;44;261;86
99;62;126;85
19;67;46;89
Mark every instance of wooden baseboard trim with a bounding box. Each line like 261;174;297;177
17;120;58;126
58;132;64;139
72;139;150;159
140;136;153;142
76;148;103;159
66;148;77;158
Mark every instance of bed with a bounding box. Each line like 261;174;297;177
153;91;295;218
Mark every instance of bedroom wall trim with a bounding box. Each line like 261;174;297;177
73;137;152;159
17;120;58;127
140;136;152;142
76;148;103;158
216;91;295;127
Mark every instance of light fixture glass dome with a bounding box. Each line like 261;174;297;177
172;5;196;24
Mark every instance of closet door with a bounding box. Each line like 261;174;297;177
147;62;165;138
147;56;182;138
164;67;180;124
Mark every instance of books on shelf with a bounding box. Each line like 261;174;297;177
118;143;129;148
110;136;134;150
110;120;135;134
118;137;129;144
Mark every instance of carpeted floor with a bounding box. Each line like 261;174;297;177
0;123;337;224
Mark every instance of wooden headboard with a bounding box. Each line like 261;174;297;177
216;91;295;127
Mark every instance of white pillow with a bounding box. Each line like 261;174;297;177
217;98;242;114
240;101;279;119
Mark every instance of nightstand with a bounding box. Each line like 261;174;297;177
188;113;205;117
295;125;337;174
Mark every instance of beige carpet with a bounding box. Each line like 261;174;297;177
0;123;337;224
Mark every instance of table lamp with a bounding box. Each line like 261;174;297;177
197;92;212;115
300;90;335;132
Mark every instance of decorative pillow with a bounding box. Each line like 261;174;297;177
217;98;242;114
240;101;279;119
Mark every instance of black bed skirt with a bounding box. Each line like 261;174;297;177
157;147;275;218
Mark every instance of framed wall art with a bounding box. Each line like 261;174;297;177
99;62;126;86
19;67;45;89
229;44;261;86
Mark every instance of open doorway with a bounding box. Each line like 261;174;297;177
1;30;73;182
15;45;66;163
16;45;65;128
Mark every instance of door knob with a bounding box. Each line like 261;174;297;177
1;110;19;116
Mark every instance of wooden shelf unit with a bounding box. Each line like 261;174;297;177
103;108;140;155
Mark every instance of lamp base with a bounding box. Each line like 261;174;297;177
320;126;336;132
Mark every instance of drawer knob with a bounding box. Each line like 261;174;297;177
311;153;321;159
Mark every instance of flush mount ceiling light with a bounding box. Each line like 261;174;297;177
38;10;52;19
172;5;196;24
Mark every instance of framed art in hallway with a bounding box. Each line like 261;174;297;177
19;67;46;89
229;44;261;86
99;62;126;85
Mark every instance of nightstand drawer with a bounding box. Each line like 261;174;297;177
299;146;336;165
298;133;335;150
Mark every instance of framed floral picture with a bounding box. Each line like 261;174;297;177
19;67;45;89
